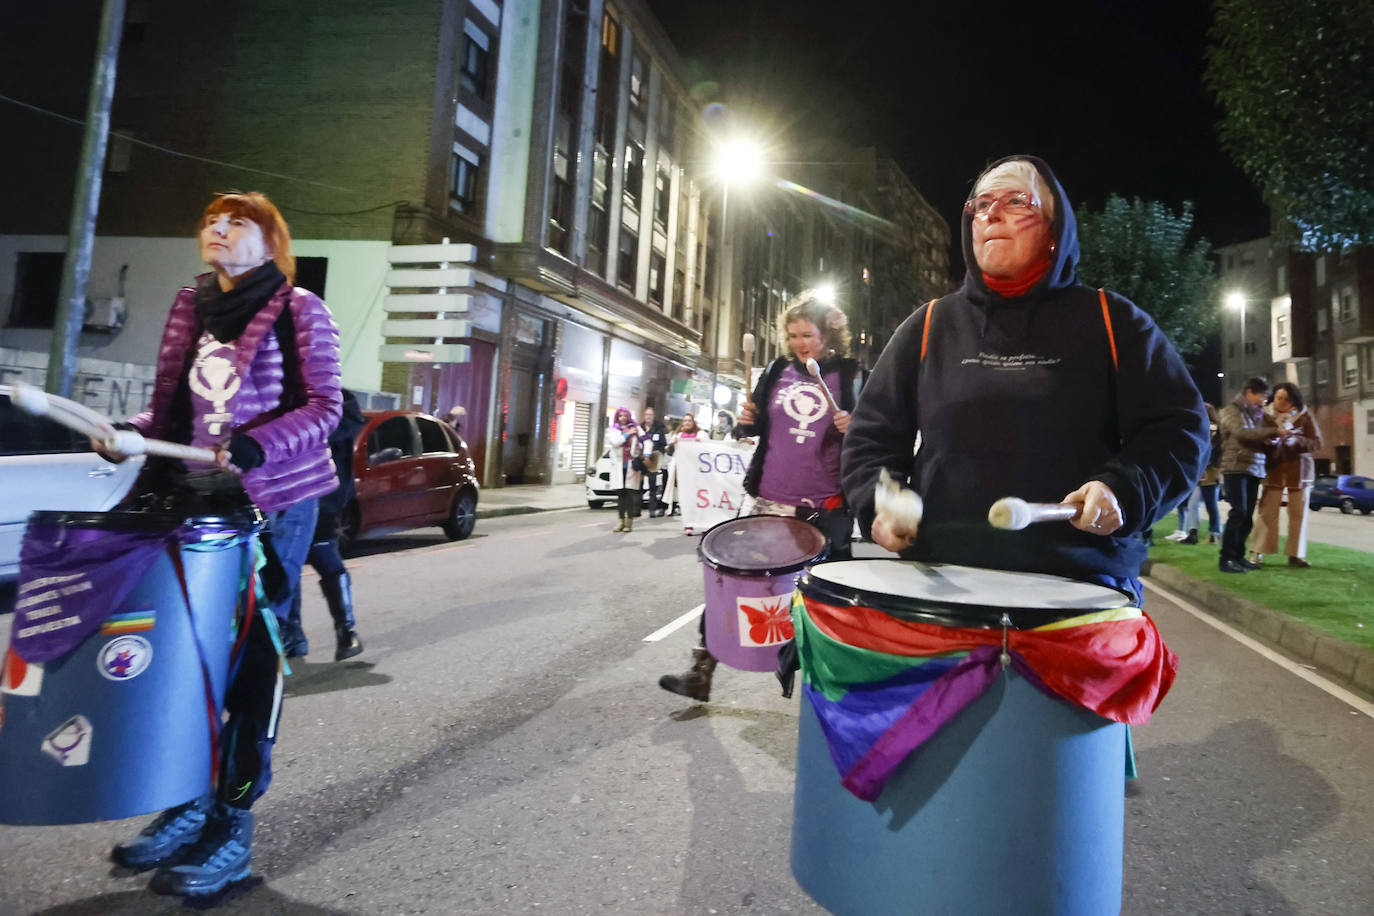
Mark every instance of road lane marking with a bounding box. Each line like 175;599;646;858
643;604;704;642
512;529;553;539
1143;578;1374;719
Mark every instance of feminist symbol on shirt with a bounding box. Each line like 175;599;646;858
779;381;829;444
188;335;242;436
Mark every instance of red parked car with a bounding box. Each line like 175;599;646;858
339;409;479;553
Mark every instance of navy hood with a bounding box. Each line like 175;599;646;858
960;154;1080;303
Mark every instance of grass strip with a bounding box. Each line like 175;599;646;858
1148;515;1374;652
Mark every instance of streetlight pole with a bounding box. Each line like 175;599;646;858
1226;291;1247;382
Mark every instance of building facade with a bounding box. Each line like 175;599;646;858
1;0;945;486
1219;237;1374;474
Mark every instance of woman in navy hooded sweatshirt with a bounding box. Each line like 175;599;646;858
842;156;1208;600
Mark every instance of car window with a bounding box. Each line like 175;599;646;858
1315;476;1337;488
0;395;89;456
417;417;450;454
369;416;416;458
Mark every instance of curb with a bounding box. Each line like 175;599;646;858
1142;560;1374;700
476;503;584;520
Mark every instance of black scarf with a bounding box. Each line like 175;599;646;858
193;261;286;342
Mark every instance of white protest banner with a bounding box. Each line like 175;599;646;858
673;438;755;532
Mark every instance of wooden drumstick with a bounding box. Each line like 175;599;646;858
7;382;218;463
803;357;840;413
987;497;1080;530
742;332;755;389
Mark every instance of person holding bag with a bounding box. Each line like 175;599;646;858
606;407;644;533
1250;382;1322;567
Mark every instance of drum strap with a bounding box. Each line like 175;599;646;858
918;291;1118;373
168;546;223;788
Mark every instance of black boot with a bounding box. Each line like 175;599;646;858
1181;528;1198;544
659;647;717;702
320;572;363;661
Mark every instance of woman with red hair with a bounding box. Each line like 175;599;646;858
101;191;342;897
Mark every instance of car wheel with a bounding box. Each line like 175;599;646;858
1362;507;1373;516
338;502;361;556
1340;498;1356;514
1309;503;1321;510
444;489;477;540
588;499;604;509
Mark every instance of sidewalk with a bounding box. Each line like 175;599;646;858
476;482;588;519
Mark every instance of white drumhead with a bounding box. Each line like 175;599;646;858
808;560;1130;611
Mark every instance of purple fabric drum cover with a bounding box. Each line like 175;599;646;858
697;515;827;671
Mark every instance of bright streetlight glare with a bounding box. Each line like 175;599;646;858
1225;291;1246;311
815;283;837;304
714;138;764;184
713;384;733;406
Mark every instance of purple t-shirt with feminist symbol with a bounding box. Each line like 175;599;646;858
757;362;843;506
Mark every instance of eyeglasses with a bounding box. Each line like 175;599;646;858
964;191;1041;219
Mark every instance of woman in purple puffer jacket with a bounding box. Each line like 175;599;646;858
103;192;342;898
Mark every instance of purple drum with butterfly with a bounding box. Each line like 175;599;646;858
697;515;828;672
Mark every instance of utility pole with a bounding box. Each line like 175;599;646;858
46;0;126;397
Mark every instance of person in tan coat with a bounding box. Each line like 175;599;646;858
1250;382;1323;567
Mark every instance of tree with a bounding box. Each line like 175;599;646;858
1206;0;1374;249
1076;195;1218;357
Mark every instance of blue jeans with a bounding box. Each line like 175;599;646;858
268;499;318;652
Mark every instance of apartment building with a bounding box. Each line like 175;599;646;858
1221;237;1374;474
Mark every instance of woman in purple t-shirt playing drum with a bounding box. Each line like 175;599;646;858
658;292;861;702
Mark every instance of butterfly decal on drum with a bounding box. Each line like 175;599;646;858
736;595;795;647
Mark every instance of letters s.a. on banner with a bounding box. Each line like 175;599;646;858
673;439;756;532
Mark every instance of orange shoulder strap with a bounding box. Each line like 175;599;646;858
919;299;937;361
1098;288;1118;372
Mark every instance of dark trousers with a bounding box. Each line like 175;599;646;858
1221;473;1262;562
219;598;284;809
617;488;642;516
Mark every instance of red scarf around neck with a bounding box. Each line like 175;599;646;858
982;253;1051;298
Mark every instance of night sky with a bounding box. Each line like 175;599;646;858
647;0;1271;263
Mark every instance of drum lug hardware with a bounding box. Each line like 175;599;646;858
998;613;1012;668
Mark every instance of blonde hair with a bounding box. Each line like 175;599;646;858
972;160;1055;223
778;290;851;358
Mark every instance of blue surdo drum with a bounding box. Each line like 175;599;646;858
790;559;1138;916
0;509;259;825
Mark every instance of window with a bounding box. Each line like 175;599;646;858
618;227;638;289
548;7;584;257
1344;353;1359;387
623;142;644;211
458;20;491;100
370;417;415;461
648;251;665;306
107;130;133;173
1339;286;1355;321
1316;255;1326;286
1275;313;1289;348
449;145;481;213
1316;358;1330;386
629;52;648;112
658;92;675;151
1276;264;1287;294
1366;345;1374;383
418;417;451;454
672;269;685;322
6;252;64;329
594;13;619;151
295;257;328;299
1317;307;1329;335
653;164;671;226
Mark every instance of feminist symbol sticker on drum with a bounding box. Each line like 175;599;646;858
98;635;153;682
778;381;829;444
736;596;795;647
42;714;93;767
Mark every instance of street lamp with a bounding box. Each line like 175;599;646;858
707;136;764;415
1226;290;1247;380
815;282;837;305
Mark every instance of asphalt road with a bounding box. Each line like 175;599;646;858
0;509;1370;914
